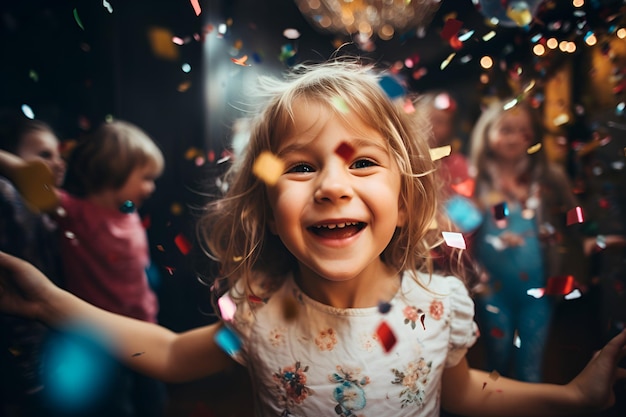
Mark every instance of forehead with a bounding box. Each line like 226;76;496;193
280;98;387;148
494;108;532;125
18;130;59;151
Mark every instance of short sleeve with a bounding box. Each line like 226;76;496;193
445;277;479;368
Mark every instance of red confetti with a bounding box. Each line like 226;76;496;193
450;178;475;198
490;327;505;338
440;18;463;41
335;142;355;161
174;233;192;255
248;294;265;304
141;214;151;229
376;321;397;353
566;206;584;225
545;275;575;295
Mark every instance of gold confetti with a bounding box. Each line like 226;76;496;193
429;145;452;161
488;370;500;381
147;27;179;61
252;151;284;186
526;143;542;154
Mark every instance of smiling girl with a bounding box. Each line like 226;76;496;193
0;61;625;417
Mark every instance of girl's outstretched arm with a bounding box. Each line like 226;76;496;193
441;330;626;417
0;251;235;383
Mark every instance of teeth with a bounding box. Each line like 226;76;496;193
315;222;358;229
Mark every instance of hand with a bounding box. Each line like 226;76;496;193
567;329;626;411
0;251;61;321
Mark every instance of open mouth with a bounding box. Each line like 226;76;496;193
309;222;366;239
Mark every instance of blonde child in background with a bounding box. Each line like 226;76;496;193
0;61;625;417
0;117;66;417
467;98;589;383
0;120;167;417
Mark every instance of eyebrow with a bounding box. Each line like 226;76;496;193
277;136;389;158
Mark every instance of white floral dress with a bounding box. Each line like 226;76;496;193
222;271;478;416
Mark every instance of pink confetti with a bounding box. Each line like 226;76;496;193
218;293;237;322
566;206;584;225
190;0;201;16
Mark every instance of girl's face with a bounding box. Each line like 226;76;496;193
487;108;534;163
266;100;405;285
17;129;66;187
113;162;160;209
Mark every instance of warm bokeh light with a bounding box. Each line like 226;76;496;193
480;56;493;69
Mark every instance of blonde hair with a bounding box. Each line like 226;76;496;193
468;98;548;187
64;120;164;197
198;59;453;298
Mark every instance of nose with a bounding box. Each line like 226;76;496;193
313;162;353;204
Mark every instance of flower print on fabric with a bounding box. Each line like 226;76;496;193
315;327;337;351
403;305;426;330
429;300;444;320
328;366;371;416
269;326;287;347
391;358;433;408
273;361;312;414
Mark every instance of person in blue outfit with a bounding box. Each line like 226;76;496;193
468;97;587;382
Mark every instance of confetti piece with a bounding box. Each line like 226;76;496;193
442;231;466;249
444;195;482;233
429;145;451;161
218;293;236;322
492;202;509;220
490;327;504;338
376;321;396;353
566;206;584;225
378;301;392;314
526;288;545;298
485;304;500;314
282;28;301;39
119;200;135;213
248;294;265;304
102;0;113;13
482;31;496;41
252;151;284;186
13;160;59;212
73;8;84;30
553;113;570;126
190;0;201;16
488;370;501;381
335;142;355;161
564;289;582;300
147;27;179;60
440;53;456;70
513;330;521;348
214;327;242;357
378;75;405;99
450;178;475;198
506;3;532;26
21;104;35;119
174;233;192;255
231;55;250;66
526;143;542;154
440;18;463;40
331;96;350;114
545;275;575;295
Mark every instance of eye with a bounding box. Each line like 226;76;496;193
287;163;315;173
351;159;377;169
38;151;53;160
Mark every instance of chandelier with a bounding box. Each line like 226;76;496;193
294;0;442;40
